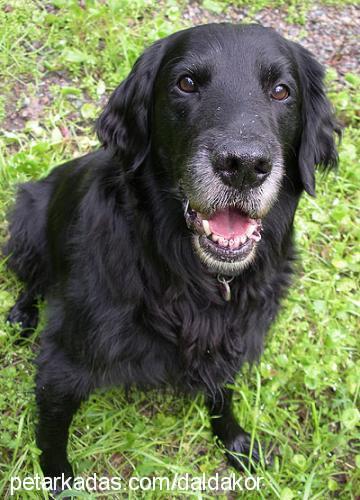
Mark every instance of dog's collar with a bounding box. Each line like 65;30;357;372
217;274;235;301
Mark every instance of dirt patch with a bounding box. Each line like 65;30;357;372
1;71;73;132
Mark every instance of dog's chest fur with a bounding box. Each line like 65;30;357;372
83;269;289;397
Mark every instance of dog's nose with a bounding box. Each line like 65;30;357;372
214;143;272;189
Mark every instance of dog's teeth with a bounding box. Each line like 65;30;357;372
202;219;212;236
228;238;235;247
218;238;228;247
233;237;241;248
251;231;262;242
246;225;256;237
211;234;219;242
240;235;247;244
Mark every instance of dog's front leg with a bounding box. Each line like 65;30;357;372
206;387;261;471
35;358;87;494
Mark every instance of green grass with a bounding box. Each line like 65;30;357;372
0;1;359;498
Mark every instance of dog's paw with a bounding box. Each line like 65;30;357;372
223;430;264;472
40;458;74;497
7;303;38;331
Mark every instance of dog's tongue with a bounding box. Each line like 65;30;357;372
208;208;254;239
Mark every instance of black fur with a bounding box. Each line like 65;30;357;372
4;23;339;485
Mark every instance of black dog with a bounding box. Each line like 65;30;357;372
5;23;339;483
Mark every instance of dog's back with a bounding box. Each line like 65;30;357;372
4;151;102;294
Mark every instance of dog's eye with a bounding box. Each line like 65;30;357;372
271;84;289;101
178;76;197;93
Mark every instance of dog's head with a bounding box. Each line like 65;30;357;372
97;24;340;276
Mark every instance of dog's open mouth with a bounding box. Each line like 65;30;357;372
184;201;262;266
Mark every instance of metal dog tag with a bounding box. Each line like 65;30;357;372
217;275;234;301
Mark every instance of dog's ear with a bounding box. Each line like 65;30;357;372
96;39;166;170
293;43;341;196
